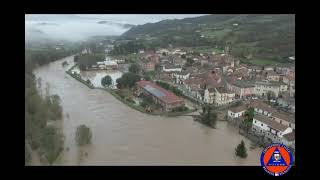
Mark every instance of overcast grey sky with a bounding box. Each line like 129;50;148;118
25;14;207;42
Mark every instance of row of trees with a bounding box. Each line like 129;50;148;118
109;41;146;55
76;54;105;71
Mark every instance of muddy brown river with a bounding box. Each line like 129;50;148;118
33;55;262;165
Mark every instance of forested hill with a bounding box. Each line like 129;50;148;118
121;14;295;62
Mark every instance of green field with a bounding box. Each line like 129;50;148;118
193;46;224;54
245;58;280;66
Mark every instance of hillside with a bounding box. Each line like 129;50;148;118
121;14;295;63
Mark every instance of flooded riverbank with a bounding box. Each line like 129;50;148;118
33;55;262;165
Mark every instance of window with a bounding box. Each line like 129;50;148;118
254;120;256;123
280;120;282;124
289;124;291;127
261;123;263;127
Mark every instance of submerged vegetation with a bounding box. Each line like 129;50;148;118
76;125;92;146
25;48;71;165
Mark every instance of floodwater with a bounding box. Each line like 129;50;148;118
71;67;122;88
33;55;262;165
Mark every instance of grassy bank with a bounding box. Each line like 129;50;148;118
66;64;94;89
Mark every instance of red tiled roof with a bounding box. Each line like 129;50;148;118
136;81;184;104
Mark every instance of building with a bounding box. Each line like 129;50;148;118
163;64;182;72
227;105;247;120
204;87;235;106
252;114;293;145
249;100;276;116
95;58;118;70
113;59;125;64
226;80;255;98
264;66;275;71
139;59;156;72
247;66;263;73
172;71;190;84
136;81;185;111
254;81;280;97
266;71;280;82
270;111;295;130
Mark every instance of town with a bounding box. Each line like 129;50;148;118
68;42;295;153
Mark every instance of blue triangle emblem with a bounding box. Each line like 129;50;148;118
266;147;287;166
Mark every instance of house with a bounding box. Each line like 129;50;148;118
136;81;185;111
282;73;295;86
226;79;255;98
95;58;118;70
163;64;182;72
227;105;247;120
275;65;292;75
264;66;275;71
249;100;276;116
145;54;160;64
266;71;280;82
214;87;235;106
139;58;156;72
270;111;295;130
104;60;118;70
254;81;281;97
113;59;125;64
172;71;190;84
139;50;145;54
252;114;293;145
81;48;91;54
184;77;203;98
204;87;235;106
248;66;263;73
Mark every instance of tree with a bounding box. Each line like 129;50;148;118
101;75;112;88
75;125;92;146
144;75;151;81
244;107;254;122
62;61;68;67
129;63;140;74
116;72;141;89
199;105;217;128
235;140;248;158
86;79;92;85
39;126;64;165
